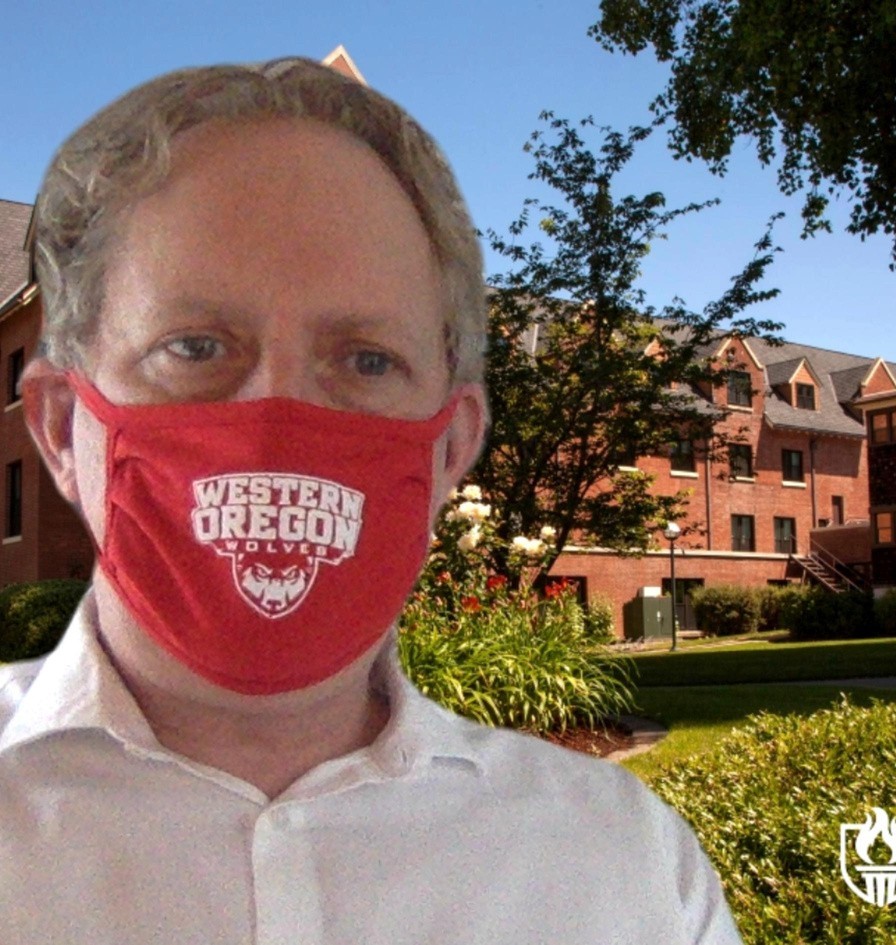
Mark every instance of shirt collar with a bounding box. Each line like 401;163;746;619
364;634;485;777
0;590;158;754
0;591;486;778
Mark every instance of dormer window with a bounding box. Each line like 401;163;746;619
727;371;752;407
795;382;815;410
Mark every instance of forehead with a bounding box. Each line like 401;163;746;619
120;116;431;260
102;116;445;331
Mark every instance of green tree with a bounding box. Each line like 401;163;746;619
475;113;781;570
591;0;896;262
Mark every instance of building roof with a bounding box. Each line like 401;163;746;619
321;45;367;85
748;335;896;439
765;356;805;387
0;199;31;304
653;319;896;439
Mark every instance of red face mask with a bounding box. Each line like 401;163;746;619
68;375;456;694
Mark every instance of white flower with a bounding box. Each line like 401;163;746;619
457;525;482;552
539;525;557;541
444;509;460;523
457;501;491;523
511;536;545;557
461;484;483;501
448;488;459;501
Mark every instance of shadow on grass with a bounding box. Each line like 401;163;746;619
623;683;896;781
629;638;896;687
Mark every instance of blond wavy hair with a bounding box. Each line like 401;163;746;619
34;57;486;383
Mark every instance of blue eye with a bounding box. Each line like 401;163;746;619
354;350;392;376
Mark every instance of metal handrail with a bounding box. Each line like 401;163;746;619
807;538;869;593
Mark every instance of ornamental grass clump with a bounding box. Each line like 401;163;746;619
650;697;896;944
399;486;635;733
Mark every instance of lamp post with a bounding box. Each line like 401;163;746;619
663;522;681;651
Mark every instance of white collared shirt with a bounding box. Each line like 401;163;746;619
0;592;742;944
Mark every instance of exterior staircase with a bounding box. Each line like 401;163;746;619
789;543;871;594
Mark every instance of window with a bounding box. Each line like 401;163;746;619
670;439;696;473
5;461;22;538
729;443;753;479
870;408;896;445
7;348;24;404
774;517;797;554
781;449;804;482
727;370;752;407
731;514;755;552
832;495;844;525
610;443;637;469
874;511;894;545
660;577;704;631
795;383;816;410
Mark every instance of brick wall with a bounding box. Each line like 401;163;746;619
550;547;790;637
810;523;872;565
0;296;96;587
0;302;40;585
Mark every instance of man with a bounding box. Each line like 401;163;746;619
0;58;743;942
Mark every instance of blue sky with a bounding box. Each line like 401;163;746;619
2;0;893;360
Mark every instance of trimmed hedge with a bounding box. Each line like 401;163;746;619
690;583;883;640
651;698;896;944
0;580;87;661
874;589;896;637
690;584;762;636
780;586;877;641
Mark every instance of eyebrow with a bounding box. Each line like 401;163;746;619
164;297;405;335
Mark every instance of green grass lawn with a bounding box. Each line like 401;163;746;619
627;636;896;687
622;682;896;781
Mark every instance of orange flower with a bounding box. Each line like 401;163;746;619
461;595;481;613
486;574;508;591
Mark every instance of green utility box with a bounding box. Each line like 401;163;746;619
623;594;674;641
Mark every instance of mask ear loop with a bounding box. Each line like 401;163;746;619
63;371;118;569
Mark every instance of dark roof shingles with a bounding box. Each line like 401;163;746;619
0;200;32;303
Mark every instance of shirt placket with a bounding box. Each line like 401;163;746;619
252;803;323;945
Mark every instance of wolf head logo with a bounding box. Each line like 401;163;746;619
237;556;311;617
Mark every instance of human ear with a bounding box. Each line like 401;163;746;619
21;357;80;505
432;382;488;506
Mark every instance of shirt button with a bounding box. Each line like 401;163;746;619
270;806;300;830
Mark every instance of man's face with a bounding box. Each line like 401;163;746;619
90;117;452;414
34;117;485;545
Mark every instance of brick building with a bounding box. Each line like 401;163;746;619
0;199;95;586
550;333;896;633
855;378;896;590
1;40;894;623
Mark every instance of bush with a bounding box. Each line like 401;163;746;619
399;583;635;733
874;589;896;637
690;584;762;636
651;698;896;944
582;592;616;644
780;586;877;641
398;485;635;733
0;579;88;661
758;583;807;632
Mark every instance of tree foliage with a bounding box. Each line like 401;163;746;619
591;0;896;263
475;113;782;570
